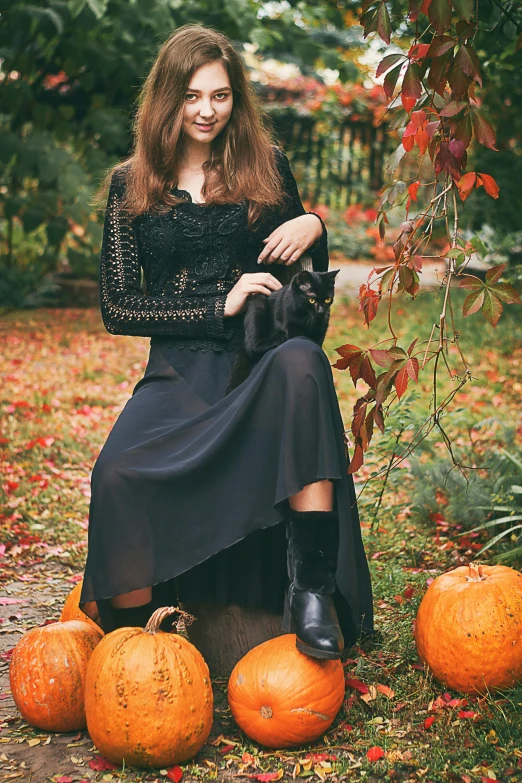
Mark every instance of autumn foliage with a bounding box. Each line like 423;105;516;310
334;0;521;473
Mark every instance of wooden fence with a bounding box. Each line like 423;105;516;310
271;114;392;209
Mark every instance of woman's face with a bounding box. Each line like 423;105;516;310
182;60;233;146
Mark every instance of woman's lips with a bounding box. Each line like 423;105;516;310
195;123;216;131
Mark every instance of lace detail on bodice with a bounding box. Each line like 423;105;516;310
98;146;329;351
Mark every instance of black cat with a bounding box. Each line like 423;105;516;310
226;268;339;393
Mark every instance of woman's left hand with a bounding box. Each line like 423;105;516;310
257;214;323;266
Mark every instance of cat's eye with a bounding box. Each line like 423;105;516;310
324;297;332;304
309;297;316;304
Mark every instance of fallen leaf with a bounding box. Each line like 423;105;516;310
88;756;120;771
376;684;395;698
366;746;385;762
247;770;284;782
167;766;183;782
345;677;369;694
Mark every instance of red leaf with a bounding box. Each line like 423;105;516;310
376;53;404;78
408;181;421;201
348;441;364;474
428;50;452;95
411;109;427;127
402;64;423;100
428;0;452;34
376;2;392;44
358;283;380;326
383;64;403;99
426;120;440;137
370;348;395;368
408;43;430;60
345;676;369;694
462;288;485;317
458;710;479;719
402;133;416;151
476;172;499;198
88;757;120;771
249;773;283;782
472;112;498;151
167;767;183;783
424;716;436;729
427;35;456;57
220;744;235;754
457;44;482;85
366;746;385;762
482;290;504;327
439;99;467;117
448;139;467;164
456;171;477;200
395;367;410;399
403;585;415;599
415;128;430;154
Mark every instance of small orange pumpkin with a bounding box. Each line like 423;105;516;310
84;606;213;768
415;562;522;695
60;580;104;634
227;633;345;748
9;620;103;732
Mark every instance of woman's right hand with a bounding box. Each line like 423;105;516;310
224;273;283;317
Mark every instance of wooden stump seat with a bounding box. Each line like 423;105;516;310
180;600;285;678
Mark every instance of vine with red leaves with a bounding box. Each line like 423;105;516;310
335;0;521;479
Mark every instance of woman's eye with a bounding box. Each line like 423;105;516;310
186;93;228;100
309;297;316;304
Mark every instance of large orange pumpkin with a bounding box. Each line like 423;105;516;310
227;633;345;748
9;620;103;732
84;606;213;768
415;562;522;695
60;580;104;634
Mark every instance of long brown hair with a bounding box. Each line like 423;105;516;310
92;23;289;229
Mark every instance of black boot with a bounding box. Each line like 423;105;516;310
282;508;344;660
111;600;154;630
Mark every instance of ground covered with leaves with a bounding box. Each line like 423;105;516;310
1;287;522;783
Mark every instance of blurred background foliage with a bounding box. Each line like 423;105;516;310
0;0;521;307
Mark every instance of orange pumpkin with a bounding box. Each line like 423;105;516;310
84;606;213;768
9;620;103;732
415;562;522;695
227;634;345;748
60;580;104;634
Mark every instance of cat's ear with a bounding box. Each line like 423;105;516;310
292;270;313;289
324;269;340;283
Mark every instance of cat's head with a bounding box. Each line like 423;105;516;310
291;269;339;315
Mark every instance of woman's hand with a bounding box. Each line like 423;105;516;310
224;273;283;317
257;213;323;266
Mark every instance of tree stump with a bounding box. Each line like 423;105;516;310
179;600;285;678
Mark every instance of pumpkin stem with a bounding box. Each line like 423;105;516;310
144;606;197;635
466;562;487;582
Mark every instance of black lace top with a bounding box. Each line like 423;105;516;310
99;145;329;352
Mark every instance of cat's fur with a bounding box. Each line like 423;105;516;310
226;268;339;393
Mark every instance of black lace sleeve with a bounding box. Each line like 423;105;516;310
99;171;232;339
271;146;329;273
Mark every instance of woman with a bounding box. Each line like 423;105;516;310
79;23;375;660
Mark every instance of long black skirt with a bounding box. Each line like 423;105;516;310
79;336;375;646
